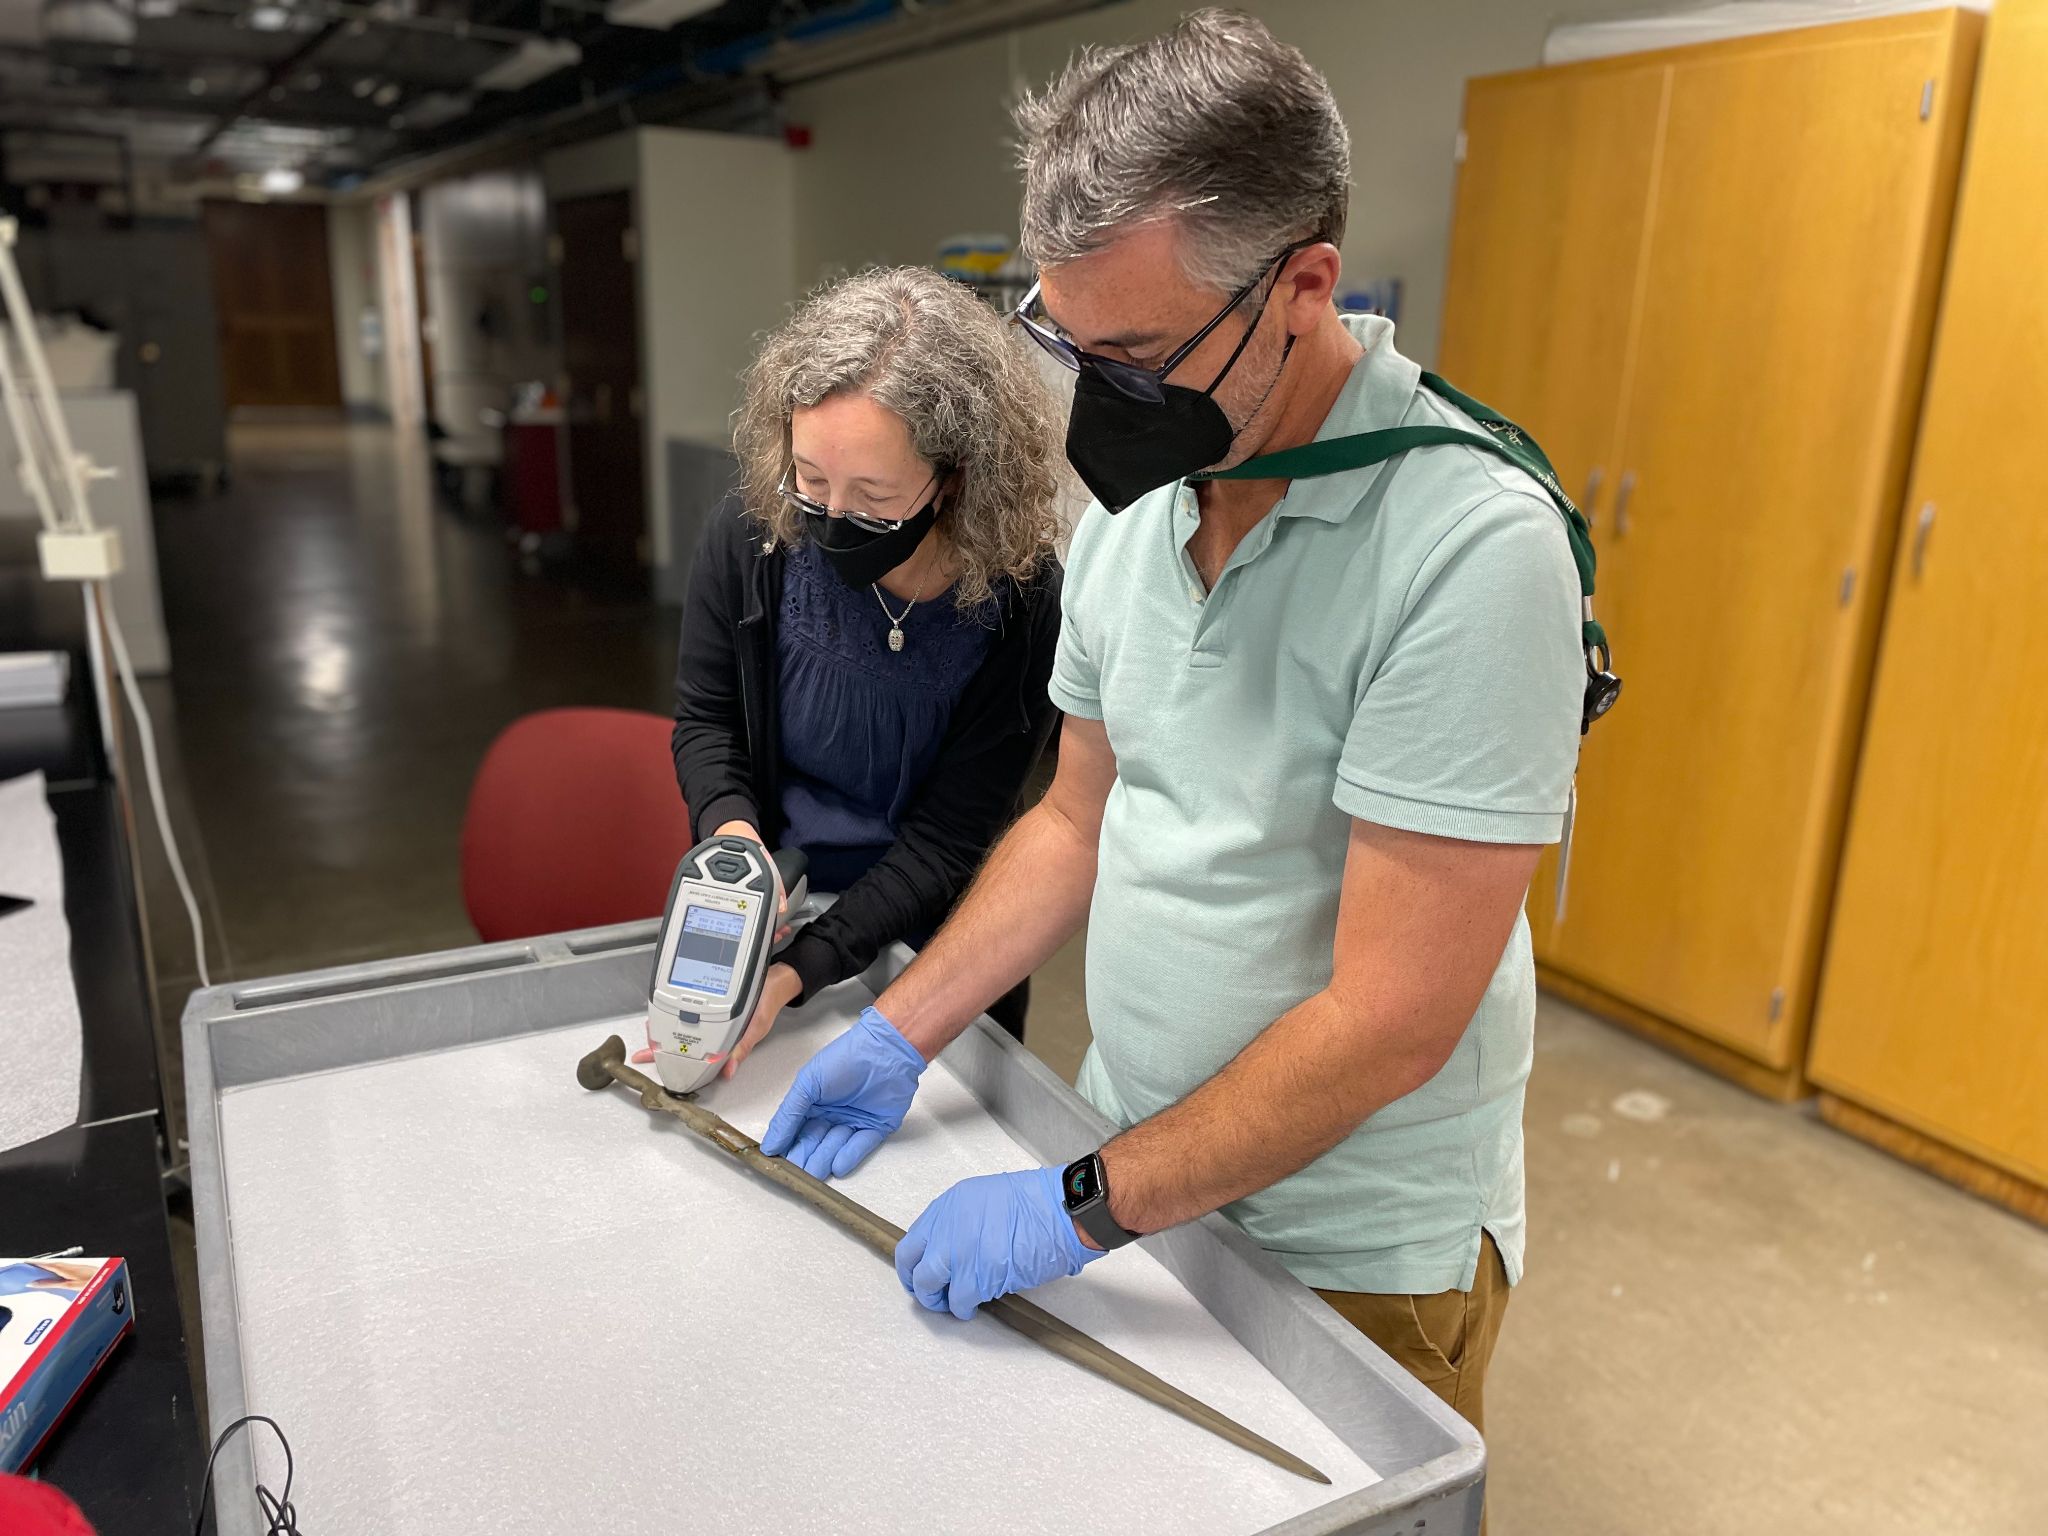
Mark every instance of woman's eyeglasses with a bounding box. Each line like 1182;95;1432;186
1010;241;1312;404
778;467;939;535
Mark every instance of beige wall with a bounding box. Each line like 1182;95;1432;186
374;193;427;430
327;200;389;417
637;127;795;573
637;128;795;456
785;0;1647;368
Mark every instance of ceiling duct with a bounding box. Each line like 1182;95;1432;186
41;0;136;46
392;90;474;130
476;38;583;92
604;0;721;30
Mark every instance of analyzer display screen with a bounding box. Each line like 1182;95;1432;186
668;905;748;995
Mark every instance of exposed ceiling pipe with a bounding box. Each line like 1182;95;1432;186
173;0;555;47
183;0;603;158
194;19;349;152
754;0;1100;85
357;0;1114;194
349;71;771;196
461;0;618;17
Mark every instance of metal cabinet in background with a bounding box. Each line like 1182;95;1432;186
15;222;229;486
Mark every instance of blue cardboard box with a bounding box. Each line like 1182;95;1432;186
0;1257;134;1472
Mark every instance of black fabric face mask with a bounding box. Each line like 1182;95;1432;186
1063;325;1294;515
1064;369;1239;515
810;494;941;589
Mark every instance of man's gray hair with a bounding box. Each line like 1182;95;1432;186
1015;9;1351;292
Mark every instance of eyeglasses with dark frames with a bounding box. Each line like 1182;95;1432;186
1010;240;1316;404
778;466;941;535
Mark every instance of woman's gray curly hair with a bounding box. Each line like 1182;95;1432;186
734;266;1063;611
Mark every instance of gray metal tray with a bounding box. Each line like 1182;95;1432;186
183;920;1484;1535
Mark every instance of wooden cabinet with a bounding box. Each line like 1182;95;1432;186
1439;64;1662;511
1440;63;1665;958
1440;11;1981;1088
1808;0;2048;1215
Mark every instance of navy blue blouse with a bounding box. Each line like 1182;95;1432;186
776;540;997;893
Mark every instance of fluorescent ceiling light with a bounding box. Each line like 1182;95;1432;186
259;166;303;194
476;37;581;92
248;4;291;31
604;0;719;31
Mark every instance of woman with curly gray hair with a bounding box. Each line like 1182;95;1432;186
667;266;1065;1083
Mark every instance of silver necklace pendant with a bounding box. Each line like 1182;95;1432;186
873;582;919;653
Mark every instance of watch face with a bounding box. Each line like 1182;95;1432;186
1064;1156;1103;1209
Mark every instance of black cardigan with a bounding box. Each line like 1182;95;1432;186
671;501;1063;1003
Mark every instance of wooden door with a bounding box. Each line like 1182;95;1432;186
1809;0;2048;1184
202;200;343;412
127;229;229;476
1439;60;1668;944
554;190;647;570
1540;12;1979;1066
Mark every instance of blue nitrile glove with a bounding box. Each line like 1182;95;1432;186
894;1166;1106;1320
759;1005;927;1179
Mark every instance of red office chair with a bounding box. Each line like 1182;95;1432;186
461;707;694;942
0;1475;95;1535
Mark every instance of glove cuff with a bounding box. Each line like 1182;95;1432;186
859;1005;929;1076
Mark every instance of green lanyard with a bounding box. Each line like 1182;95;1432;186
1191;371;1620;732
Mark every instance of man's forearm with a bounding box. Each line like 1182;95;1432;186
876;799;1097;1060
1086;823;1535;1240
1098;985;1465;1237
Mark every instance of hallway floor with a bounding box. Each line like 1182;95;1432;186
135;424;2046;1535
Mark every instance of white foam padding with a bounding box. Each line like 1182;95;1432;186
0;772;82;1154
217;988;1379;1534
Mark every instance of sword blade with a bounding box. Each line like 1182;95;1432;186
577;1035;1330;1485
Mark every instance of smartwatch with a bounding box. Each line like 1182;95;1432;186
1061;1150;1140;1251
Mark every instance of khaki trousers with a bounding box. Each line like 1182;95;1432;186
1314;1232;1510;1531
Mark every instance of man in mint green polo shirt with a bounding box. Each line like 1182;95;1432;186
762;11;1585;1442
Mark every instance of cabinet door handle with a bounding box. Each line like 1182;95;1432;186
1614;471;1637;536
1580;467;1604;527
1911;501;1936;580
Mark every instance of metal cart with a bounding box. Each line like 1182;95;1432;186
184;921;1485;1536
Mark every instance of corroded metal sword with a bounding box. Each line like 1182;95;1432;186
576;1033;1329;1485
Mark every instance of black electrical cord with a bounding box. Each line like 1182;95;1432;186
191;1413;303;1536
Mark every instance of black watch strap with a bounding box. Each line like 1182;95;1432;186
1061;1151;1140;1251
